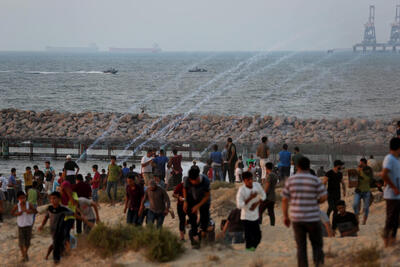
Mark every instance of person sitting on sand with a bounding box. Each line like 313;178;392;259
11;191;37;262
124;173;144;226
220;208;244;244
332;200;359;237
237;171;266;251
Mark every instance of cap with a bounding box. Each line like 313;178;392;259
333;160;344;167
66;155;72;159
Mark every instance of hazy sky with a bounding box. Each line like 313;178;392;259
1;0;399;51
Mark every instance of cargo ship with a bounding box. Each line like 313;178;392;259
45;43;99;53
109;43;162;53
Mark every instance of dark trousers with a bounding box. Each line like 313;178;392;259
7;188;16;203
127;209;141;226
188;203;210;239
327;197;339;219
384;199;400;239
53;237;63;263
25;185;32;193
259;200;275;226
292;221;324;267
228;163;235;183
223;163;229;182
243;220;261;249
76;219;82;234
146;210;165;228
177;204;186;232
66;175;76;185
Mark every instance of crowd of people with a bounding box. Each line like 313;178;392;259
0;128;400;266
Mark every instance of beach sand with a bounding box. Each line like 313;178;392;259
0;184;397;267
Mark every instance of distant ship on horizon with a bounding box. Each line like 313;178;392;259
45;43;99;53
109;43;162;53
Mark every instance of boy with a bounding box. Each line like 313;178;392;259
332;200;359;237
220;208;244;244
11;191;37;262
39;191;73;264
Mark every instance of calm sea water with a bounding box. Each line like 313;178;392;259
0;51;399;120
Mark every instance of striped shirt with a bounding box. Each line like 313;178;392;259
282;173;327;222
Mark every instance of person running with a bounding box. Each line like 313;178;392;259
153;149;169;182
291;147;303;174
60;181;79;254
90;165;100;202
77;197;100;234
173;181;186;241
382;137;400;247
237;171;266;251
139;180;170;228
141;150;155;186
256;136;270;183
23;167;33;193
353;158;373;225
124;173;144;226
226;137;238;183
39;191;73;264
259;162;278;226
278;144;291;182
63;155;79;185
323;160;346;219
11;191;37;262
106;156;121;206
44;161;56;195
332;200;359;237
7;168;17;203
220;208;244;244
282;156;327;267
210;144;224;181
168;149;183;189
183;167;211;249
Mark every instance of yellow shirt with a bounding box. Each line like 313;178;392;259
23;172;33;186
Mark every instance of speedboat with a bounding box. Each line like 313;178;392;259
104;68;118;74
188;67;207;73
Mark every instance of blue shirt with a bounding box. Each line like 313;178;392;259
122;167;130;177
153;156;169;174
278;150;291;167
383;154;400;200
8;175;16;187
210;151;223;164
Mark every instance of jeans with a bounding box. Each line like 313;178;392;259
293;221;324;267
383;199;400;239
7;188;16;203
243;220;261;249
66;175;76;185
106;181;118;201
353;191;371;217
212;165;224;181
146;210;165;228
188;203;210;239
92;188;99;202
177;204;186;232
258;200;275;226
127;209;141;226
225;232;245;244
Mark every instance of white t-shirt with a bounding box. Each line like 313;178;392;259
236;182;266;221
0;176;8;192
141;156;154;173
383;154;400;200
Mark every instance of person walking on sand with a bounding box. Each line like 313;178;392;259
11;191;37;262
382;137;400;247
124;173;144;226
237;171;266;251
168;149;183;189
282;157;327;267
323;160;346;219
106;156;122;206
8;168;17;204
173;181;187;241
256;136;270;183
259;162;278;226
226;137;238;183
353;158;373;225
63;155;79;185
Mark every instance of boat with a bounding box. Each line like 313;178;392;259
104;68;118;74
188;67;207;73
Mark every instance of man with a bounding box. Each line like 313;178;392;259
63;155;79;185
8;168;17;203
44;161;56;194
282;156;327;267
332;200;359;237
168;149;183;189
173;181;186;241
121;162;130;185
106;156;121;205
33;165;45;192
141;150;154;186
139;180;170;228
124;173;144;226
210;144;224;181
292;147;303;174
226;137;238;183
23;167;33;193
256;136;270;183
77;197;100;234
353;158;373;225
382;137;400;247
152;149;169;182
323;160;346;219
259;162;278;226
278;144;291;182
73;174;92;234
183;167;211;249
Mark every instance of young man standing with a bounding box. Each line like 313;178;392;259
323;160;346;219
44;161;56;194
226;138;238;183
209;145;224;181
124;174;144;226
236;171;266;251
256;136;270;183
382;137;400;247
106;156;121;206
259;162;278;226
141;150;154;186
353;158;373;225
282;157;327;267
332;200;359;237
8;168;17;203
278;144;291;182
152;149;169;182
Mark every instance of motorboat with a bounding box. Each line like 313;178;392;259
104;68;118;74
188;67;207;73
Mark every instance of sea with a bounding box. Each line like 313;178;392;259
0;50;399;176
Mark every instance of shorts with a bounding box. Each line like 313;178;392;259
18;226;32;247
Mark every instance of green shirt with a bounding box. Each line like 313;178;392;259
107;164;121;182
27;188;38;205
358;167;373;192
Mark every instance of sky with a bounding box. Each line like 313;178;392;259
0;0;399;51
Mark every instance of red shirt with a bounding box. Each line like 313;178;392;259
171;155;183;174
126;184;144;211
92;172;100;189
173;182;184;206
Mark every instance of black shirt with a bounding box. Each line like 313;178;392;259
64;161;79;172
184;175;211;205
227;208;244;232
332;212;358;233
45;205;73;235
34;170;45;181
326;170;342;199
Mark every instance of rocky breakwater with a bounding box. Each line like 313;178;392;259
0;109;398;146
